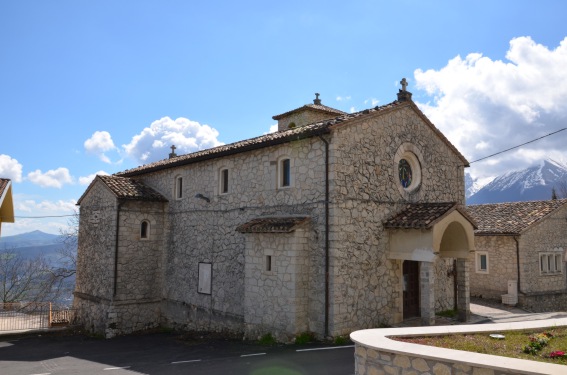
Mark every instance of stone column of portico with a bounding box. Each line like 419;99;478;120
456;258;470;322
419;261;435;326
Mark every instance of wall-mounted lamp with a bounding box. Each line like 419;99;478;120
195;193;210;203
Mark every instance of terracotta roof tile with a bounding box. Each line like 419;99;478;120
236;216;309;233
98;175;167;202
466;199;567;235
116;99;468;177
117;101;402;177
383;202;473;229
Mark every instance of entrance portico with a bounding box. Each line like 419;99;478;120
384;203;476;325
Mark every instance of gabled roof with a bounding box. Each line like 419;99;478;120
384;202;476;229
236;216;309;233
77;175;168;205
466;199;567;235
0;178;14;223
272;103;346;120
117;99;468;178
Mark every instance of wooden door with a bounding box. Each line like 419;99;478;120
403;260;420;319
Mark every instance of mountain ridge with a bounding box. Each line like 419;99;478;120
467;159;567;204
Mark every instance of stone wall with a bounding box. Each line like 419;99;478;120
469;235;517;299
243;227;311;341
355;345;531;375
520;205;567;294
137;136;328;337
74;182;118;302
114;200;166;302
327;105;466;334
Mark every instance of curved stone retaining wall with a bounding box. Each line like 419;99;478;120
351;318;567;375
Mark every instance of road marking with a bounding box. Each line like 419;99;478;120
296;345;354;352
103;366;131;370
240;353;266;357
171;359;202;364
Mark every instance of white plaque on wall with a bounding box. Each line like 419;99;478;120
198;262;212;295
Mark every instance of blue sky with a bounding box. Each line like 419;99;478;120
2;1;567;235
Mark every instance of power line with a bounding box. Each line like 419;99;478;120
11;214;76;219
470;127;567;164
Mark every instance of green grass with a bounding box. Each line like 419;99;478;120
258;333;277;346
393;327;567;365
294;331;316;345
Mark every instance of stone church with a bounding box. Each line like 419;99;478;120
74;81;476;340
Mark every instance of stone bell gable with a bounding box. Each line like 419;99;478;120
272;93;346;131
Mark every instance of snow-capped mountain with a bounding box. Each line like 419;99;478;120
467;159;567;204
465;173;488;199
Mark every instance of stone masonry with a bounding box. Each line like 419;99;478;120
74;94;474;339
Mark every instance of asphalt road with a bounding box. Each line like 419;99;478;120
0;331;355;375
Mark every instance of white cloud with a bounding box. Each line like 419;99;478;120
364;98;380;107
268;124;278;133
3;197;77;236
414;36;567;181
336;96;351;101
0;154;23;182
123;117;223;164
79;170;110;185
84;131;117;163
27;168;73;188
350;106;356;113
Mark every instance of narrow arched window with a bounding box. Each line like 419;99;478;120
140;220;150;239
175;175;183;199
220;168;229;194
279;158;291;188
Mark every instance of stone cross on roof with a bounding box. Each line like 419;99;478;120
169;145;177;159
400;78;408;92
313;93;321;105
397;78;412;102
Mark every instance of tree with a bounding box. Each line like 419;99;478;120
552;187;558;199
0;250;55;304
0;211;78;306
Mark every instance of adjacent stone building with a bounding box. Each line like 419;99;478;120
74;83;476;340
467;199;567;311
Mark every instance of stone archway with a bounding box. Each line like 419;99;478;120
385;203;477;325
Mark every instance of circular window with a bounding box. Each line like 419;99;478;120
398;159;413;188
393;143;423;198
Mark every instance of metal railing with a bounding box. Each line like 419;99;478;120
0;302;75;332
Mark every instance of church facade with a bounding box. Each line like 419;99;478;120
74;83;476;340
